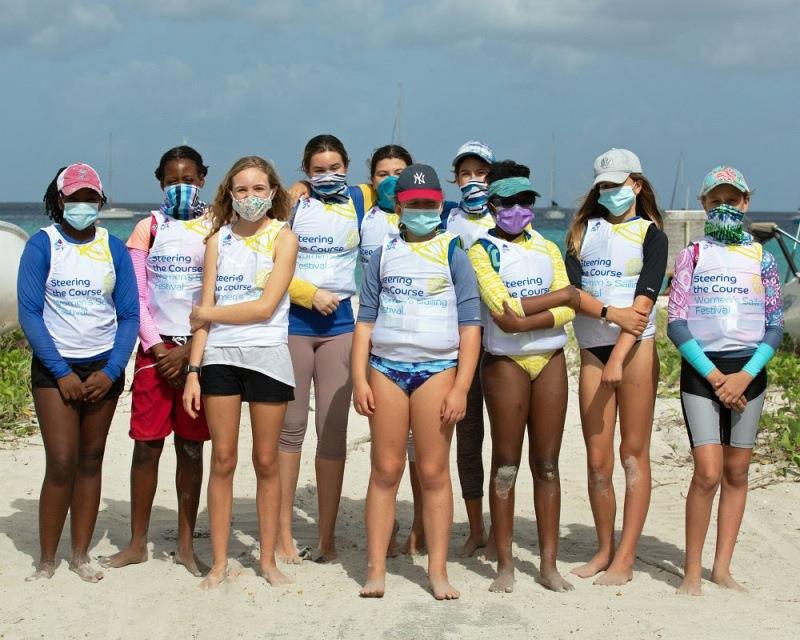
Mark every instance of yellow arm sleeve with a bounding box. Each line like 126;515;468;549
288;277;318;309
467;242;524;316
546;241;575;327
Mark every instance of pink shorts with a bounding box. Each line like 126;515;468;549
129;344;210;442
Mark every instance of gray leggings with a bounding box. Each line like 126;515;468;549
280;333;353;460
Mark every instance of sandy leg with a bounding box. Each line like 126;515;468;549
69;554;103;583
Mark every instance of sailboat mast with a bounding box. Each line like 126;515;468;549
391;83;403;145
107;132;113;204
550;134;556;206
669;154;683;210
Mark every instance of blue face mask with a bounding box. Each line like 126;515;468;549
161;183;202;220
460;180;489;215
63;202;99;231
401;208;441;236
376;176;399;212
598;185;636;216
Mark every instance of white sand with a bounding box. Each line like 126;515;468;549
1;360;799;640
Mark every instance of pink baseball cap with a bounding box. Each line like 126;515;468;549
57;163;104;196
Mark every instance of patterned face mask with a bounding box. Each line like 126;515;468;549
309;172;348;201
160;184;205;220
231;193;272;222
460;180;489;215
704;203;750;245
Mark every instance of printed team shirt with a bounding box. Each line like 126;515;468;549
207;219;290;348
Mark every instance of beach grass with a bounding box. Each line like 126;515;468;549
0;330;35;439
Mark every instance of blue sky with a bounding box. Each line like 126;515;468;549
1;0;798;210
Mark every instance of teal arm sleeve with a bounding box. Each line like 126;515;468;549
677;339;716;378
742;343;775;378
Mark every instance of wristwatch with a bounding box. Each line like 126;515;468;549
600;306;609;322
185;365;202;376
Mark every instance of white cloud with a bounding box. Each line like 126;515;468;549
0;1;120;50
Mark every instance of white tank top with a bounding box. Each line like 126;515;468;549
371;232;460;362
445;206;494;249
359;206;399;271
572;217;657;348
480;231;568;356
291;197;359;299
687;238;765;352
42;225;117;359
146;211;210;336
206;219;290;348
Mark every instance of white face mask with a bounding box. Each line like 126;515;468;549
231;192;273;221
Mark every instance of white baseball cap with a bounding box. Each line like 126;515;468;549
592;148;642;186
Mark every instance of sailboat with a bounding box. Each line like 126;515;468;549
544;136;566;220
99;132;137;220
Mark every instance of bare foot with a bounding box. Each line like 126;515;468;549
261;564;293;587
99;545;148;569
276;538;302;565
539;567;575;593
386;521;400;559
489;566;515;593
593;566;633;586
459;530;487;558
402;528;426;555
571;551;613;579
359;566;386;598
429;574;460;600
26;561;56;581
174;549;207;577
200;564;237;590
711;570;747;592
69;557;104;583
677;574;703;596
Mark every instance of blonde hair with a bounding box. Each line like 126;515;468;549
566;173;663;257
207;156;291;241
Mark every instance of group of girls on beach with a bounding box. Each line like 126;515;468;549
17;135;782;600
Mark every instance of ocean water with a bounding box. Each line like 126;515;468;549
2;202;798;284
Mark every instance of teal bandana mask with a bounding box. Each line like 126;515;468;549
704;203;751;245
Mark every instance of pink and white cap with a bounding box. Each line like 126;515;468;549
57;163;103;196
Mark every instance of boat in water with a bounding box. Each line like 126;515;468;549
0;221;29;334
544;201;566;220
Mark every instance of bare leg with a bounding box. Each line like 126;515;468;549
711;446;752;592
596;341;657;586
200;394;241;589
314;456;345;561
411;369;460;600
528;352;573;592
101;439;164;569
572;351;618;578
30;388;80;580
250;401;292;586
402;461;427;555
174;435;205;576
482;354;528;594
277;451;302;563
360;370;409;598
67;397;116;582
677;445;722;595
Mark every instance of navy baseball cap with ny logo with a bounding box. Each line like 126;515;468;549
396;164;443;203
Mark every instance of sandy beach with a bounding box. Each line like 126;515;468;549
1;357;799;640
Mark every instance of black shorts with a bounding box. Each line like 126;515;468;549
200;364;294;403
31;356;125;400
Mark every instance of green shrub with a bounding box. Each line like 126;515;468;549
0;330;35;437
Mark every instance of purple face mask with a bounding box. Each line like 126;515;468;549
494;204;533;235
